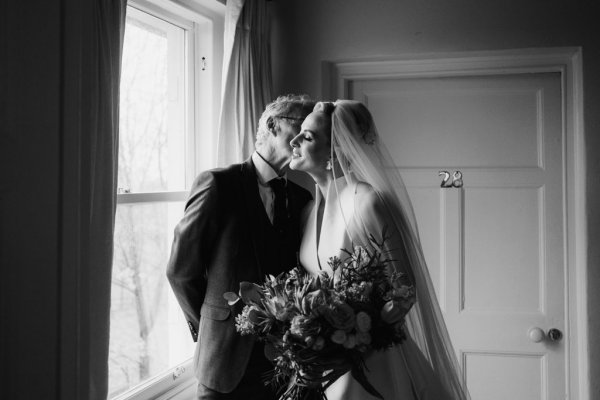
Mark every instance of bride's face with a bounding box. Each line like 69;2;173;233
289;111;331;176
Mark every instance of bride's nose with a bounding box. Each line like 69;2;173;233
289;134;300;148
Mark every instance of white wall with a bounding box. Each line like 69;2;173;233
270;0;599;397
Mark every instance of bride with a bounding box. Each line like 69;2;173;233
289;100;470;400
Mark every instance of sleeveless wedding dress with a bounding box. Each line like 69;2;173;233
299;177;453;400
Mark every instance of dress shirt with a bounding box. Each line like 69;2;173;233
251;151;287;224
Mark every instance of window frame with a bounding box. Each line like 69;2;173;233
110;0;224;398
111;361;195;400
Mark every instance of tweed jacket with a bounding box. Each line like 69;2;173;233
166;157;312;392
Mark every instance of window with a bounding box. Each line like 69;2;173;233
109;2;223;398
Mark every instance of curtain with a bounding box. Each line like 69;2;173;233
216;0;273;167
86;1;126;398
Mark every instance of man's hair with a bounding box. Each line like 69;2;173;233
255;94;315;146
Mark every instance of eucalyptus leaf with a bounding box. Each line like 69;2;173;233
223;291;240;306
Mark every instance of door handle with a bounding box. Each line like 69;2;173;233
528;327;563;343
547;328;563;342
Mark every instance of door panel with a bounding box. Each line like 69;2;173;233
408;187;444;306
465;351;544;400
464;186;542;313
353;78;545;169
351;72;565;399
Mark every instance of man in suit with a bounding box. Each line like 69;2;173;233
166;94;314;399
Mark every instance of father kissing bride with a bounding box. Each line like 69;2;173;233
166;94;314;400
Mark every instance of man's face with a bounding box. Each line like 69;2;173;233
271;111;305;159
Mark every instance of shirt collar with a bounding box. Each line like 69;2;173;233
252;151;286;185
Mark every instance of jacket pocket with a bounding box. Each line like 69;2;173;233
200;303;231;321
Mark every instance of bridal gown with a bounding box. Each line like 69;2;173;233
298;177;453;400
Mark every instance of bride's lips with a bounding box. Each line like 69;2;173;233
292;150;301;159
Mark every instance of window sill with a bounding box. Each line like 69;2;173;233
112;359;195;400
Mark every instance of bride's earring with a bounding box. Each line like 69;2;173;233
326;160;332;170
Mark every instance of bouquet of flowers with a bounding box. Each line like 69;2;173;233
223;235;414;400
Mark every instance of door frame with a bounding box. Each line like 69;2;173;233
323;47;587;400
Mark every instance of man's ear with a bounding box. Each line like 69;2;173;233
266;116;277;135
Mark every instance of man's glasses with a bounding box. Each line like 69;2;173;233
275;115;304;129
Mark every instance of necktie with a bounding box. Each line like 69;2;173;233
269;178;287;234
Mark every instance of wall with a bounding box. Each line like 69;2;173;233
270;0;599;397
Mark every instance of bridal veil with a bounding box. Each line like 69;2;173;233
326;100;470;400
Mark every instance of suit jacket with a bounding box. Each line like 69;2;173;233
166;157;312;393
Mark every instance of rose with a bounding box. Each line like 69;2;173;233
331;329;347;344
322;302;356;331
290;315;320;339
355;311;372;332
343;333;357;349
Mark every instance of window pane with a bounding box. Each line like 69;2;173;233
118;9;187;193
109;201;194;397
110;7;194;397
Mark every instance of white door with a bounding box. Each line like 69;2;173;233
351;72;566;399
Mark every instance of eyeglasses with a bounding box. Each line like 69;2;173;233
276;115;304;123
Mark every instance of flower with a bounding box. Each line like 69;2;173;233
227;234;414;400
303;289;329;314
352;245;371;268
328;256;343;272
235;306;261;335
322;302;356;331
343;333;357;349
355;311;372;332
290;315;320;339
274;301;297;321
331;329;347;344
239;281;263;304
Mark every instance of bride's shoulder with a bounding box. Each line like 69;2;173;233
354;181;375;196
353;182;384;211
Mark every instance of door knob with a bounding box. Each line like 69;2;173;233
528;327;563;343
528;327;545;343
547;328;563;342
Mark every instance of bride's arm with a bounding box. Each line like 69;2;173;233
354;182;416;314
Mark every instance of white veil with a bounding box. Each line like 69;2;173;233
326;100;470;399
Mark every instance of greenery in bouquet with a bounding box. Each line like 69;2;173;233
223;234;415;400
